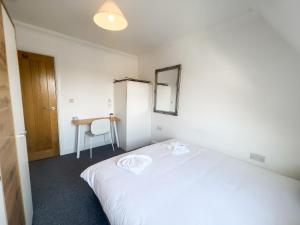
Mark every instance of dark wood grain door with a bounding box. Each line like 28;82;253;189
18;51;59;161
0;7;25;225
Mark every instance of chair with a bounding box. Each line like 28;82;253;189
85;119;115;158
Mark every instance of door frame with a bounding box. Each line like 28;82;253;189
17;49;61;157
0;4;26;224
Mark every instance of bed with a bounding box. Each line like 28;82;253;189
81;140;300;225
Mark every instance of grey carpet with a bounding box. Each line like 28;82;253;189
30;145;124;225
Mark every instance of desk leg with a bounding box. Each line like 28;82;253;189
110;121;114;144
113;121;120;148
76;125;81;159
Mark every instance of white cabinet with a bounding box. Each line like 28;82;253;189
114;80;151;151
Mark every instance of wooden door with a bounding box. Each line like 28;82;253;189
0;6;25;225
18;51;59;161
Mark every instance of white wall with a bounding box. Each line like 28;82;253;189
15;22;138;155
138;14;300;180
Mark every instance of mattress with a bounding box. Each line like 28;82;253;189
81;140;300;225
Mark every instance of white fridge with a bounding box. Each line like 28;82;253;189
114;79;152;151
2;6;33;225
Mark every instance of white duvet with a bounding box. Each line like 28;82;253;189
81;140;300;225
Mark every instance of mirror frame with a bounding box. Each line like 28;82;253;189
154;64;182;116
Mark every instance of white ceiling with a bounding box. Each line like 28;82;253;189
251;0;300;56
4;0;254;55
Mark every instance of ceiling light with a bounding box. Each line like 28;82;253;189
107;14;115;22
93;0;128;31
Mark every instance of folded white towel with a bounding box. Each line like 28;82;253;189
117;154;152;175
167;141;190;155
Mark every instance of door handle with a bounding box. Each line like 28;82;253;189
42;106;56;111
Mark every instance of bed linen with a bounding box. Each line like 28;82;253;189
81;140;300;225
117;154;152;175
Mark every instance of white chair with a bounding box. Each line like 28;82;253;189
85;119;115;158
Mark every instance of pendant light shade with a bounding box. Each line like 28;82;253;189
93;0;128;31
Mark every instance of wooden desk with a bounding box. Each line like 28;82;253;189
72;116;120;159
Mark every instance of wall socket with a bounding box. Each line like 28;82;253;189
250;153;266;163
107;98;112;108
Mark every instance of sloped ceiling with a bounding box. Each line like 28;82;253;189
251;0;300;55
3;0;252;55
3;0;299;55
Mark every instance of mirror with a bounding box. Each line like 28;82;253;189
154;65;181;116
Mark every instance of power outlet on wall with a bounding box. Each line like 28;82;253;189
107;98;112;108
250;153;266;163
156;125;162;131
69;98;75;103
151;140;158;144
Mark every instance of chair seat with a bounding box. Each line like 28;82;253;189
85;131;109;137
85;131;94;137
